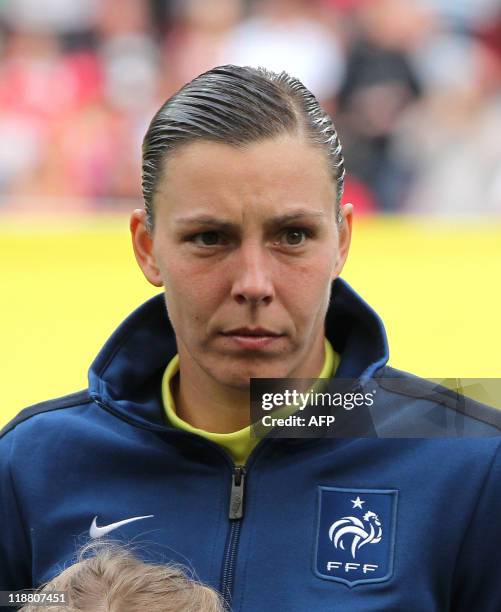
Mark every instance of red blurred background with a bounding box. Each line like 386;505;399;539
1;0;501;217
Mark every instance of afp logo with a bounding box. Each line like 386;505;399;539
314;487;398;587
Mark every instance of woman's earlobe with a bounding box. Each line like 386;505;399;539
130;209;164;287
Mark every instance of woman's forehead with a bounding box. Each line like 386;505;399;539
153;135;336;221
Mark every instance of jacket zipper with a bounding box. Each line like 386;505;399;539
93;396;259;606
221;465;246;606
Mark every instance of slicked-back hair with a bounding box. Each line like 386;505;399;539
142;65;345;232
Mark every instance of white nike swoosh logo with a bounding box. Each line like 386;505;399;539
89;514;154;539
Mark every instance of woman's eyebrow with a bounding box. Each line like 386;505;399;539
265;211;326;226
175;210;326;230
174;215;238;232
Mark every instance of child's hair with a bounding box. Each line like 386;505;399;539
20;540;225;612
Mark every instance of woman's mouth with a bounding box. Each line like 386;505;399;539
221;327;284;350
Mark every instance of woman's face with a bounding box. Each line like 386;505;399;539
132;134;352;389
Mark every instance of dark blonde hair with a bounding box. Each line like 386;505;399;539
20;541;225;612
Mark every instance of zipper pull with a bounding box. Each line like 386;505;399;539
229;466;246;520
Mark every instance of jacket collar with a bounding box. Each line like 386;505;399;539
88;278;389;427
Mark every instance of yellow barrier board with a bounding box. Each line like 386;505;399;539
1;214;500;426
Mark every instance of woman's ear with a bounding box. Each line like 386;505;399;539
332;203;353;279
130;209;163;287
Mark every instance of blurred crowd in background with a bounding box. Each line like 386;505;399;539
1;0;501;215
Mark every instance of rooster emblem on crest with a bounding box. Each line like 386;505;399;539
328;511;382;558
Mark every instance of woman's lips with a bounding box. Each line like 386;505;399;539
224;334;283;349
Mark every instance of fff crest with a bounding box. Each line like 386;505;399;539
314;486;398;586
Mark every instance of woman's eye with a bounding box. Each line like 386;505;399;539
280;228;308;246
192;231;222;246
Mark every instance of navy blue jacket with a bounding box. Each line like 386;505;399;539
1;279;500;611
